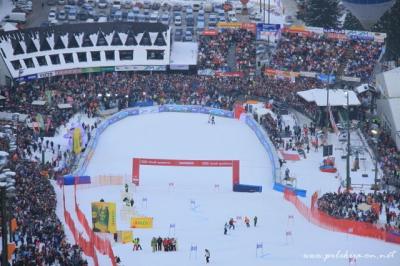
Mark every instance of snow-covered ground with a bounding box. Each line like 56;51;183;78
56;111;400;266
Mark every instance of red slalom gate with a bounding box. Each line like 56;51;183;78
132;158;240;187
283;189;400;244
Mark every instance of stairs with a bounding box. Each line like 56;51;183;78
227;44;237;72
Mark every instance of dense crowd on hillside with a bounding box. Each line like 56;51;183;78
198;29;256;72
317;191;400;228
232;29;256;72
362;120;400;189
0;73;322;129
1;123;87;265
0;24;397;263
270;32;384;81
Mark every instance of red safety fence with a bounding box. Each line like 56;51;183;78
73;183;117;266
61;183;116;266
283;189;400;244
62;186;99;266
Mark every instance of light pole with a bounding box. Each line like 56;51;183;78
0;171;15;266
263;0;266;23
371;129;379;193
345;91;351;191
0;185;7;266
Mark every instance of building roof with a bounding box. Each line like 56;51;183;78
170;42;198;66
0;22;168;41
0;22;169;56
387;98;400;133
297;89;361;106
377;66;400;98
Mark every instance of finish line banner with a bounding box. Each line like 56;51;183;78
138;159;234;167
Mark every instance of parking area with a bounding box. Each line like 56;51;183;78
22;0;264;42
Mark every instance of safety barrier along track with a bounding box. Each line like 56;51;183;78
284;189;400;245
64;105;308;265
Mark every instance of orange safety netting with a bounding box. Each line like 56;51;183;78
283;189;400;244
61;183;116;266
74;183;117;266
63;200;99;265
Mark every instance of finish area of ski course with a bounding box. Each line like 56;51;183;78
59;112;399;266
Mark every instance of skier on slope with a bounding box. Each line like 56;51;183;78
224;222;228;235
205;249;210;263
211;115;215;125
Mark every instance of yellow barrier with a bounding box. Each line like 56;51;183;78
131;217;153;229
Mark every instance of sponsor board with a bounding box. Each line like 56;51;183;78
130;217;153;228
140;65;166;71
197;69;215;76
217;22;242;28
170;64;190;70
214;71;244;78
37;71;56;78
91;202;117;233
264;68;300;78
202;29;219;36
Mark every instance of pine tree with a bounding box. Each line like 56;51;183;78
343;12;364;31
302;0;342;28
372;0;400;60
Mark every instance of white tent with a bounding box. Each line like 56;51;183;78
297;89;360;107
2;22;17;32
355;84;370;94
170;42;198;69
376;66;400;150
376;67;400;98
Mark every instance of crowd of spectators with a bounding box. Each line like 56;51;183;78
362;119;400;189
270;32;384;81
317;191;400;229
1;122;87;265
232;29;256;72
198;29;256;72
198;33;229;70
151;237;177;252
0;26;396;261
1;73;324;128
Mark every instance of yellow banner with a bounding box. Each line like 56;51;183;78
91;202;117;233
130;217;153;228
119;231;133;243
73;127;82;154
217;22;242;28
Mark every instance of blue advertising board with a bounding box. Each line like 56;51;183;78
256;23;281;40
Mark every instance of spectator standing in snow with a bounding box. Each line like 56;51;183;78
229;218;235;230
244;216;250;227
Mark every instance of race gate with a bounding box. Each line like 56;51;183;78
132;158;240;188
